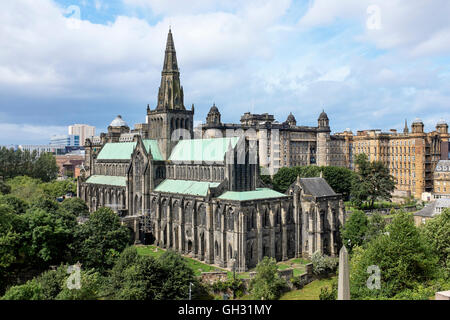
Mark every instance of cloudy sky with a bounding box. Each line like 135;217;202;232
1;0;450;145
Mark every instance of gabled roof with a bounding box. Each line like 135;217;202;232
154;179;219;196
96;139;162;160
218;188;287;201
85;175;127;187
299;177;336;197
97;142;136;160
169;137;240;162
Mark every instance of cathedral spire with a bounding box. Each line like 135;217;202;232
157;28;185;110
404;119;409;133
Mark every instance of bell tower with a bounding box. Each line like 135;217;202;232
147;29;194;159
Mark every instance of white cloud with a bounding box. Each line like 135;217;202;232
299;0;450;56
0;123;67;145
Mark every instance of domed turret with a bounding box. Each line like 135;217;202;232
318;110;329;129
286;112;296;126
110;115;128;127
436;118;448;134
412;117;424;133
206;103;221;125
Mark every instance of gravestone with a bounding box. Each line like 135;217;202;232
337;246;350;300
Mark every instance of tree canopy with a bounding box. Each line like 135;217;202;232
350;154;395;208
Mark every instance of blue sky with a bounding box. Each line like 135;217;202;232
1;0;450;144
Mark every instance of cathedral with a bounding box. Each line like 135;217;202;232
78;30;344;271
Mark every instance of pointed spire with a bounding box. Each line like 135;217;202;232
404;119;409;133
157;28;185;110
163;28;178;73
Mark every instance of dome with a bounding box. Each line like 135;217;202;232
437;118;447;126
287;112;296;122
110;115;128;127
412;117;423;124
208;103;219;114
318;110;329;120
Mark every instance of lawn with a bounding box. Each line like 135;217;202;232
276;257;310;277
136;245;225;276
279;277;336;300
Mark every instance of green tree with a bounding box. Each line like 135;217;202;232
249;257;287;300
6;176;45;202
350;211;437;299
350;153;395;208
1;279;44;300
0;194;28;214
32;153;59;182
22;208;77;267
340;210;368;251
158;250;198;300
60;197;89;218
422;208;450;278
365;212;387;243
72;208;132;270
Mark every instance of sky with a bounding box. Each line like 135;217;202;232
1;0;450;145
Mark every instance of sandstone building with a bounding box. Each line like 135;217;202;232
198;108;348;175
335;119;449;199
78;30;344;271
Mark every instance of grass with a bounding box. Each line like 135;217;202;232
136;245;225;276
279;276;336;300
136;245;310;279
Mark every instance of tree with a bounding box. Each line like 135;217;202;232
60;197;89;218
270;165;355;199
0;179;10;195
22;207;77;267
249;257;287;300
72;208;132;270
349;211;437;299
311;251;338;277
103;247;199;300
32;153;59;182
351;154;395;208
1;279;44;300
157;250;198;300
340;210;368;251
422;208;450;277
365;212;387;243
0;194;28;214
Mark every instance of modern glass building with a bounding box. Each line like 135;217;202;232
50;134;80;147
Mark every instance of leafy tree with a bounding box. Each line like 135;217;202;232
350;154;395;208
350;211;437;299
249;257;287;300
32;153;59;182
158;250;198;300
1;279;44;300
365;212;387;243
0;194;28;214
340;210;368;251
60;197;89;218
21;208;77;267
56;269;103;300
41;179;76;198
0;179;11;195
6;176;45;202
72;208;132;270
422;208;450;277
270;165;355;200
311;251;338;276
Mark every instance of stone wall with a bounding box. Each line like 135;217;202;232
200;272;228;285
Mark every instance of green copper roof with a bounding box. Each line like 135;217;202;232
96;139;162;160
169;137;240;162
97;142;136;160
85;175;127;187
143;139;163;160
154;179;220;196
218;188;287;201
